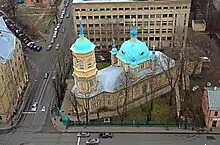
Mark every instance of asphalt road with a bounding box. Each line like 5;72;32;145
2;133;220;145
0;1;74;145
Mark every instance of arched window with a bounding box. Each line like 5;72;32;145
88;59;92;68
73;56;76;65
79;60;84;69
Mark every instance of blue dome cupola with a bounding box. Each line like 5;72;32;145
110;39;118;55
79;16;84;37
70;12;95;54
150;45;157;71
130;18;137;41
110;39;118;65
116;18;150;70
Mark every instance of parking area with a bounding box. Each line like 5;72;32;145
4;18;42;52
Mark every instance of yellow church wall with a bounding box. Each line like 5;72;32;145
73;51;98;79
75;67;175;116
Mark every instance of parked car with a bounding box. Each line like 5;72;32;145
31;102;38;112
35;46;42;52
47;45;52;51
51;38;55;44
98;132;113;138
85;138;100;145
76;132;90;138
55;44;60;50
57;23;61;28
60;14;64;19
97;55;105;61
44;72;49;79
53;34;57;39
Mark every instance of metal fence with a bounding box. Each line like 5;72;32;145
68;121;195;127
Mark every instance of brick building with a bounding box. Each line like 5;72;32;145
202;87;220;128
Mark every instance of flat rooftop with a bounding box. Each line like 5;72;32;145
72;0;186;3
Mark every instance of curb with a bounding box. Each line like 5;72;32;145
36;130;220;135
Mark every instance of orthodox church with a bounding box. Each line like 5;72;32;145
69;17;175;116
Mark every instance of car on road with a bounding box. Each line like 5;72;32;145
76;132;90;138
192;85;199;92
61;28;65;33
60;14;64;19
98;132;113;138
85;138;100;145
51;38;55;44
55;44;60;50
66;13;69;18
33;45;42;52
47;45;52;51
41;106;45;112
31;102;38;112
44;72;49;79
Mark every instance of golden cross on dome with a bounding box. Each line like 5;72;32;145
132;18;135;27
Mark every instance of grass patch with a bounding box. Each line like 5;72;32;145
112;96;170;123
18;8;46;15
97;62;111;70
38;13;54;34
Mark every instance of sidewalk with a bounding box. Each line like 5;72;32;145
50;115;220;134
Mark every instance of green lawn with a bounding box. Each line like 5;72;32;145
38;13;54;34
97;62;111;70
112;96;170;123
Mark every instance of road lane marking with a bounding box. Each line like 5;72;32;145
22;112;36;114
77;137;81;145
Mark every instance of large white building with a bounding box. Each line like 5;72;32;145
72;0;191;51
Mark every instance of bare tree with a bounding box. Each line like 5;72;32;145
69;91;80;121
206;0;220;39
50;51;72;108
101;18;123;50
115;70;134;122
3;0;17;17
50;1;59;24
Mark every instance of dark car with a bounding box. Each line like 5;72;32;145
29;44;34;50
36;46;42;52
98;132;113;138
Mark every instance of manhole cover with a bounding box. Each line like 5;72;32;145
206;136;216;140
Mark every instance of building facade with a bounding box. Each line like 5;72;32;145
0;17;28;123
202;87;220;128
24;0;55;7
72;0;191;52
69;17;177;120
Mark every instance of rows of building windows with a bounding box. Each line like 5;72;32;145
75;5;189;12
76;14;181;20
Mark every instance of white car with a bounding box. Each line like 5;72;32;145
54;30;58;35
98;55;105;61
31;102;38;112
85;138;100;145
47;45;52;51
55;44;60;50
66;13;69;18
77;132;90;138
41;106;45;112
54;27;59;31
27;42;34;47
192;85;199;92
53;34;57;38
57;23;61;28
60;15;64;19
50;38;55;44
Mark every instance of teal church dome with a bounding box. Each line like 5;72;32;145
70;19;95;54
116;26;150;68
